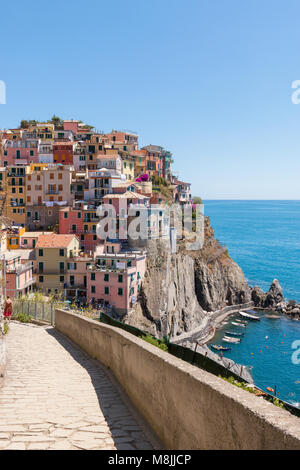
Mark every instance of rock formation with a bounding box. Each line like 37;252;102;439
124;217;251;338
251;279;284;309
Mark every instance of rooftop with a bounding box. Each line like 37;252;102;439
103;190;149;200
36;233;78;249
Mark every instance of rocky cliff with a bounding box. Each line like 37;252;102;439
124;217;251;338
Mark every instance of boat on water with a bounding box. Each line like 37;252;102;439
240;310;260;321
210;344;231;352
225;330;244;337
232;321;246;327
235;319;248;325
223;336;241;344
265;314;280;319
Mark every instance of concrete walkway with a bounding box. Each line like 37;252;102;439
0;322;154;450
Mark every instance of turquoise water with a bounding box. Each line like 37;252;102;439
204;201;300;406
204;200;300;301
208;312;300;406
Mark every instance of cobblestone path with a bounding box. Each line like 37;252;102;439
0;322;154;450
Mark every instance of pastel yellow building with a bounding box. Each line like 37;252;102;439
5;166;26;226
35;233;80;294
7;226;25;249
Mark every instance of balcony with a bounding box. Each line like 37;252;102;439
46;190;59;195
7;261;33;275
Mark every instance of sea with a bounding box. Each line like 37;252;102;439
204;200;300;407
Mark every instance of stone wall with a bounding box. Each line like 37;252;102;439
55;309;300;450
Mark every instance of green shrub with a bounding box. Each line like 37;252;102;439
3;323;9;335
13;313;31;323
142;334;168;352
219;375;285;410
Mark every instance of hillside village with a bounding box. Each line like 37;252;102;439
0;117;193;316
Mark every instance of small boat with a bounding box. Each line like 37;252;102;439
210;344;231;352
265;314;280;319
225;330;244;337
223;336;241;344
240;310;260;321
235;319;248;325
232;321;246;327
266;387;274;393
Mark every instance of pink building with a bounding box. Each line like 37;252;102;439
86;240;146;315
63;120;79;134
3;140;39;166
65;253;92;302
59;204;100;252
4;252;35;298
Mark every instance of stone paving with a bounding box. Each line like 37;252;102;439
0;321;154;450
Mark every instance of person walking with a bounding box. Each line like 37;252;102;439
4;296;13;322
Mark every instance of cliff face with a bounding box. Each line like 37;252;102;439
124;218;251;338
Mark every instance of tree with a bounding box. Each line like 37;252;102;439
50;115;63;129
20;120;29;129
193;196;203;205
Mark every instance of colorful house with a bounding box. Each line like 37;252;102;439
87;240;146;315
7;226;25;249
4;251;35;298
35;233;80;294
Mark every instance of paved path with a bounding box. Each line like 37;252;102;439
0;322;154;450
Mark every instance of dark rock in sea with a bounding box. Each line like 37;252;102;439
265;279;284;307
291;307;300;316
288;300;297;308
252;279;285;310
251;286;266;307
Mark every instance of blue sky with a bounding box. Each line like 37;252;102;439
1;0;300;199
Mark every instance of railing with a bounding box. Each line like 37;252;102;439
12;299;57;325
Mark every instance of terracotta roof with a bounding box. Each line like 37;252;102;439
174;179;190;186
36;233;78;248
103;190;148;200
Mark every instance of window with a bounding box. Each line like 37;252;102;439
30;150;34;156
59;249;64;256
127;260;132;267
59;262;64;272
118;274;123;283
104;274;109;282
23;239;27;245
104;287;109;295
38;249;43;256
60;276;64;283
39;275;43;283
38;262;43;273
58;173;62;179
81;234;84;241
50;173;54;179
64;212;68;219
91;285;96;293
118;288;123;296
91;273;95;281
27;185;31;190
77;212;81;218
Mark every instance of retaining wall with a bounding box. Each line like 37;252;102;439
55;309;300;450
